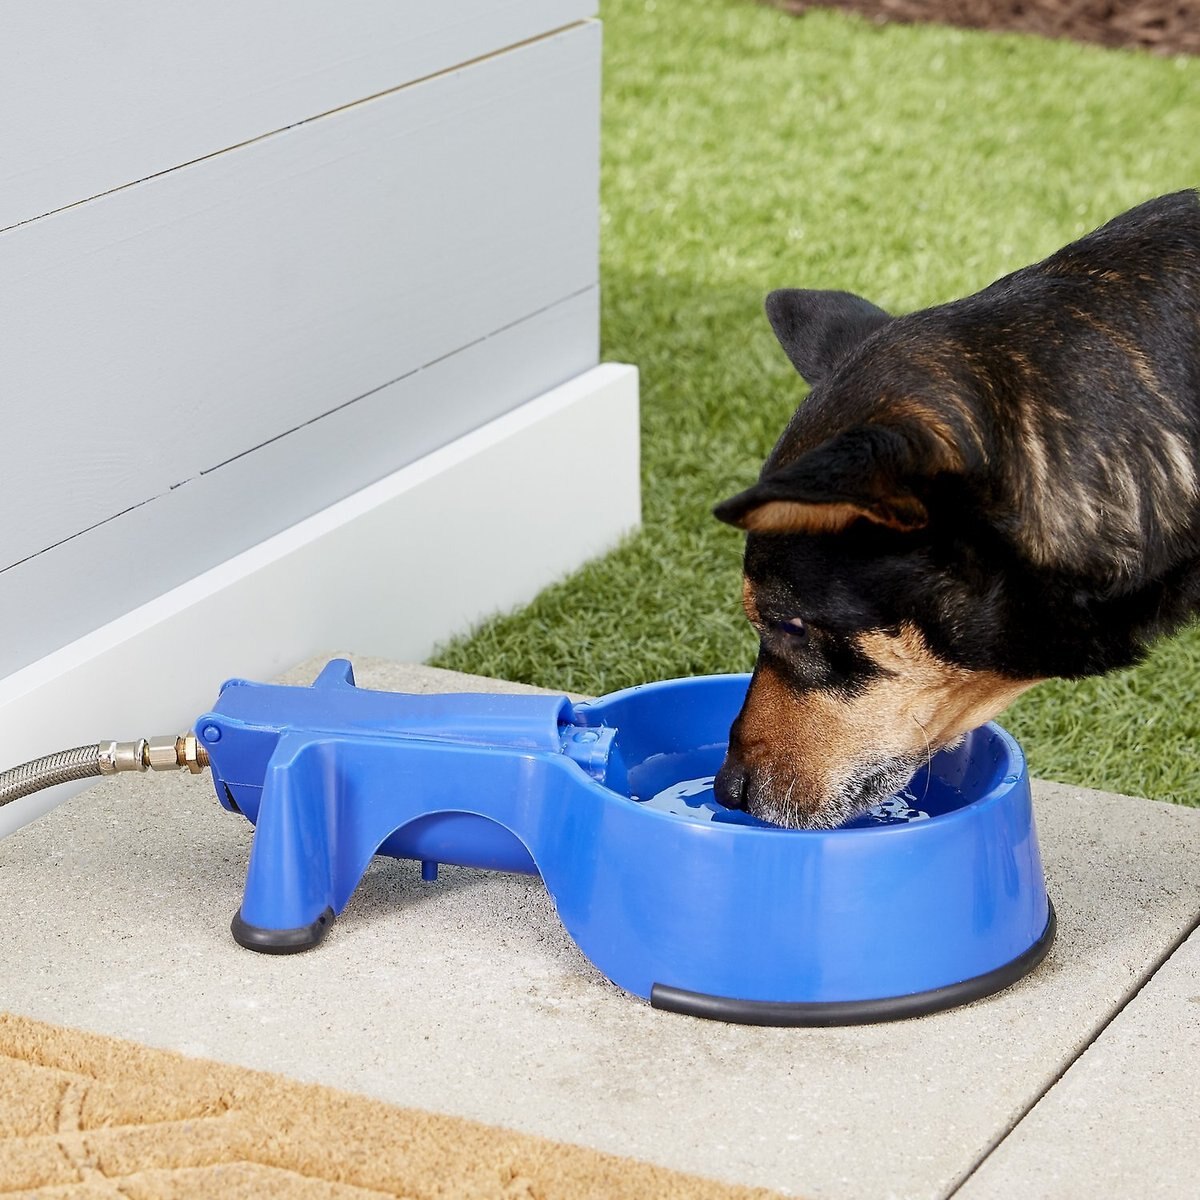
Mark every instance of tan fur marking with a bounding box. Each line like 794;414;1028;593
740;499;926;536
733;661;848;822
1126;344;1181;418
1016;406;1051;505
732;626;1040;824
741;575;760;625
881;399;968;471
741;501;872;535
907;348;988;457
1160;429;1198;505
856;626;1039;747
1006;306;1198;576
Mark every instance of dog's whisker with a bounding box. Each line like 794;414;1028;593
912;715;933;803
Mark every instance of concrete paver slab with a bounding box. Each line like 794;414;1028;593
958;922;1200;1200
2;655;1198;1200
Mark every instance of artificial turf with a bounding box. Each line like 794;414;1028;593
431;0;1200;806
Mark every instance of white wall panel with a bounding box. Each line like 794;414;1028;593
0;287;598;678
0;0;596;231
0;22;600;574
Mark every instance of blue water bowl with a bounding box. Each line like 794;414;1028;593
572;674;1054;1024
198;663;1054;1026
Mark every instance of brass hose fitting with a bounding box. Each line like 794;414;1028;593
2;733;210;809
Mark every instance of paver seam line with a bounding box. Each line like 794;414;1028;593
943;904;1200;1198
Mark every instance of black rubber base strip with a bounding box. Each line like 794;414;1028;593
231;905;335;954
651;902;1056;1027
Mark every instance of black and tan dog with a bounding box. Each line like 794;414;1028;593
713;189;1200;828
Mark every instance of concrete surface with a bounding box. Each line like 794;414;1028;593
2;654;1198;1200
958;922;1200;1200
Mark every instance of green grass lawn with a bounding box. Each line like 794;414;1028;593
432;0;1200;805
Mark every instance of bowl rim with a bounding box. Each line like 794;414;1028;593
582;672;1029;839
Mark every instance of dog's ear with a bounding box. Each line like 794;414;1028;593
714;424;936;535
765;289;893;386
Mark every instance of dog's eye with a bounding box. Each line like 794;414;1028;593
772;617;809;643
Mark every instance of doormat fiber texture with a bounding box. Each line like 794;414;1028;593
0;1014;783;1200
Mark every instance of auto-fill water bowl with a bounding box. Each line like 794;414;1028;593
199;663;1054;1026
582;674;1054;1024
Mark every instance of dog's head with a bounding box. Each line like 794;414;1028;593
713;192;1200;828
713;288;1041;828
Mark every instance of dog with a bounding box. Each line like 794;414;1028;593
712;189;1200;829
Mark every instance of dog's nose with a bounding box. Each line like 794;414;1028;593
713;755;747;810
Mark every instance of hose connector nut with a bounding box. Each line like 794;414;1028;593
146;736;183;772
183;733;209;774
142;734;210;773
98;739;148;775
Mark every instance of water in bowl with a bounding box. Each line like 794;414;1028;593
625;745;965;829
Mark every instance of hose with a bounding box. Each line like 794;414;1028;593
0;734;209;809
0;745;103;807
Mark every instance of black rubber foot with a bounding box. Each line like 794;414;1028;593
651;902;1057;1027
231;905;335;954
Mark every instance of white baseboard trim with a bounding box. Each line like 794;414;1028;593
0;362;639;837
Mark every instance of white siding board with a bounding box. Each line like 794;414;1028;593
0;0;596;231
0;22;600;574
0;288;598;679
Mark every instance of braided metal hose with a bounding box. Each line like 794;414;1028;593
0;745;103;808
0;735;209;810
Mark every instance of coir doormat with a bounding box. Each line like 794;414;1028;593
0;1013;784;1200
